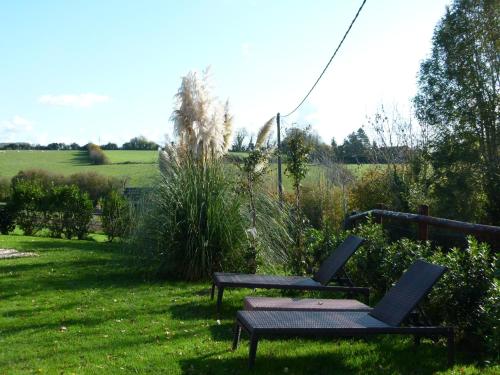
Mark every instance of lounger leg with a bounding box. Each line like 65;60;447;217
216;287;224;314
210;283;215;300
232;323;242;350
248;333;259;369
447;329;455;366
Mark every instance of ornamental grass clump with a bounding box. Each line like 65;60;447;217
131;69;292;279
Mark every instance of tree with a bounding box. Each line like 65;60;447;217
122;136;159;150
414;0;499;224
337;128;371;163
232;128;248;152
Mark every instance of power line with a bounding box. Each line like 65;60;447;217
282;0;368;118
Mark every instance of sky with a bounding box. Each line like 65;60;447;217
0;0;451;147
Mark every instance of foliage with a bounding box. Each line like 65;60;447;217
349;167;408;212
284;127;312;275
414;0;500;225
0;176;11;202
346;219;498;354
426;238;498;354
8;176;93;239
132;158;247;280
122;136;159;150
101;190;131;242
9;178;45;235
87;143;110;165
68;172;124;203
301;179;346;231
0;203;15;234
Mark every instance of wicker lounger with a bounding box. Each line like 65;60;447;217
244;296;371;312
232;260;454;369
211;235;368;314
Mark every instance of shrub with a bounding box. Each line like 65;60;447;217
12;169;65;189
0;176;11;202
345;217;391;299
131;158;247;280
10;178;45;236
59;185;93;239
68;172;124;203
87;143;110;165
301;179;346;231
0;203;15;234
101;190;131;242
349;167;409;211
426;237;498;353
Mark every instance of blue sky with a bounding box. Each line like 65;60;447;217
0;0;450;146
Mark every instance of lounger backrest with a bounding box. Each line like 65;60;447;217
369;260;446;327
312;235;364;285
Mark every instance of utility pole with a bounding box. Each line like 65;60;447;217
276;112;283;202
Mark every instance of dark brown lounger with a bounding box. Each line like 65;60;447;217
244;296;371;312
211;235;368;313
232;260;454;369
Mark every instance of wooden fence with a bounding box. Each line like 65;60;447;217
344;204;500;252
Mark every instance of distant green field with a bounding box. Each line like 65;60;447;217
0;150;159;187
0;150;379;189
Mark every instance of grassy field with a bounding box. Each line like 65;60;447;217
0;234;496;374
0;150;379;189
0;150;159;187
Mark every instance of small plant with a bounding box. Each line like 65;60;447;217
101;190;130;242
284;127;312;275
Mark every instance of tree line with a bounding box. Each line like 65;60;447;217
0;136;160;151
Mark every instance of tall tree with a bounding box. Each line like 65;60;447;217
414;0;499;224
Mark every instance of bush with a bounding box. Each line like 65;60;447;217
426;237;498;353
131;158;247;280
59;185;93;239
349;167;409;211
0;176;11;202
0;203;15;234
101;190;131;242
10;178;45;236
87;143;110;165
68;172;124;203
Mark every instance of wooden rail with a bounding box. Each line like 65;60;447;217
344;205;500;247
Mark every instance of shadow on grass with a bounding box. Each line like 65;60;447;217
179;337;453;375
69;151;91;165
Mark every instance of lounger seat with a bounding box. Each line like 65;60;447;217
244;297;371;312
211;235;368;313
232;260;454;369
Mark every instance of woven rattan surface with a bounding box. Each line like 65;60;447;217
312;235;364;285
369;260;446;327
237;310;388;331
244;297;371;312
213;273;321;288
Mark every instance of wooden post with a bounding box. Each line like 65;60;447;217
276;113;283;203
418;204;429;241
375;203;385;225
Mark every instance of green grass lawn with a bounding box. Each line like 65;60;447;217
0;235;496;374
0;150;158;187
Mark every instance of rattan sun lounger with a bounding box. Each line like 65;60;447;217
232;260;454;369
211;235;368;313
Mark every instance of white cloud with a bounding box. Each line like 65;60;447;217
38;93;110;108
1;115;35;142
1;115;33;132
